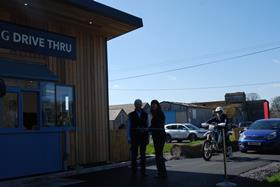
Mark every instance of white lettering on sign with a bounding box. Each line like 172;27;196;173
39;38;44;48
0;30;10;41
66;44;72;53
21;34;29;45
13;32;21;43
12;32;46;47
0;21;75;59
47;39;72;52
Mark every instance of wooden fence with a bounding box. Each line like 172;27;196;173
110;130;130;162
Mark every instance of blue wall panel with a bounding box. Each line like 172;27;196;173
164;111;176;124
0;132;62;179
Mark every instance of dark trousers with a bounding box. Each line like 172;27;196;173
131;140;147;174
152;132;167;176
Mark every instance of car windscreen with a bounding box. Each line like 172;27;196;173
239;122;252;127
249;121;280;130
186;125;199;130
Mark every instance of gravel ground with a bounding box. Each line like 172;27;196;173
239;162;280;182
229;162;280;187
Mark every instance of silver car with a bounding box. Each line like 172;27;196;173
165;123;207;143
184;123;207;139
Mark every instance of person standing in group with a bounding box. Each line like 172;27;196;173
127;99;149;176
150;100;167;179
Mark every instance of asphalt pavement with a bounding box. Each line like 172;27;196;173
65;152;280;187
1;152;278;187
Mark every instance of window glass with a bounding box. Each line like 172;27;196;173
178;125;186;130
42;82;56;126
186;124;199;130
167;125;177;130
23;92;38;130
56;85;74;126
0;93;18;128
249;120;280;130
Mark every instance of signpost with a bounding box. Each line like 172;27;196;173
216;128;236;187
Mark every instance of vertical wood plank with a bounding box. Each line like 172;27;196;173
0;15;111;166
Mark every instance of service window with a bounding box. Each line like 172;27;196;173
56;85;74;126
42;82;56;126
0;78;37;129
0;93;18;128
42;83;75;127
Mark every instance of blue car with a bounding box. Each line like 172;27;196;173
239;119;280;153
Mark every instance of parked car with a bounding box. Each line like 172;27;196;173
238;121;253;131
184;123;207;139
164;123;207;143
239;119;280;153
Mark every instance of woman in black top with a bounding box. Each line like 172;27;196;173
150;100;167;178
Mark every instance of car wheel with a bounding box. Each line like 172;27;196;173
165;134;172;143
189;134;197;142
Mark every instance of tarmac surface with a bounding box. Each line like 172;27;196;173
1;152;279;187
65;152;280;187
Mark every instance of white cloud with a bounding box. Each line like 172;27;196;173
272;59;280;64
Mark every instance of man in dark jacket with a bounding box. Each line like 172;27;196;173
127;99;149;176
206;106;228;126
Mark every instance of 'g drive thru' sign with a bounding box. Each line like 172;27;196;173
0;21;76;59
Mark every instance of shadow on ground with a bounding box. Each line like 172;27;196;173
246;150;280;155
66;166;261;187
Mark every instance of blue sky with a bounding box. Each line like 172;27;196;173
98;0;280;105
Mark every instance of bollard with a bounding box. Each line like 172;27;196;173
216;128;236;187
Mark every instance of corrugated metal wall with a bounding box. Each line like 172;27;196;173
164;111;177;124
161;102;212;126
188;108;212;126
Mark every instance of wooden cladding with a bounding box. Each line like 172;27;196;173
110;130;130;162
0;11;110;165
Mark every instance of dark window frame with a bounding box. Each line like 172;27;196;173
41;82;76;128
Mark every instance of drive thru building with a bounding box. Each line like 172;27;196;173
0;0;142;179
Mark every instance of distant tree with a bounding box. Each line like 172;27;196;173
271;96;280;112
246;93;260;101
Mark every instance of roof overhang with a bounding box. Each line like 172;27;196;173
1;0;143;40
66;0;143;29
0;59;58;82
